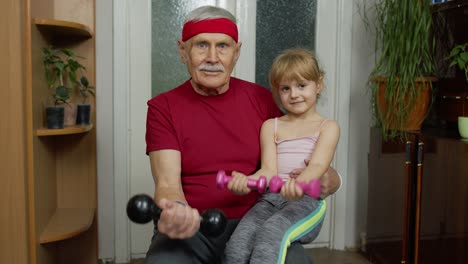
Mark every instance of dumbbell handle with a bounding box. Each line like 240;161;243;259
126;194;227;237
269;176;321;199
216;170;267;193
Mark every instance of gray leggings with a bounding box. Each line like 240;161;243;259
144;211;316;264
223;192;326;264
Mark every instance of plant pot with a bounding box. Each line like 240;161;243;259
46;105;65;129
458;116;468;139
375;77;437;131
76;104;91;125
63;103;77;127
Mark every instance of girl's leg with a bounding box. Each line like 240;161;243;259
249;196;326;264
223;196;280;264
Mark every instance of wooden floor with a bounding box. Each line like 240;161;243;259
309;248;371;264
127;248;371;264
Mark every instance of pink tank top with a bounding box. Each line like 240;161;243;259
275;118;327;181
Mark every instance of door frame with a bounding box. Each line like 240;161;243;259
112;0;352;261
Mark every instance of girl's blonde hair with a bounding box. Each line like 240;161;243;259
269;48;325;108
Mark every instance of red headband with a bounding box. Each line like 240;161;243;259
182;18;238;42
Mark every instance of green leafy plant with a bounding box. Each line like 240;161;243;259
42;47;72;105
447;43;468;83
78;76;95;104
42;47;92;105
360;0;436;139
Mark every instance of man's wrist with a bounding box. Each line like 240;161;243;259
174;200;187;206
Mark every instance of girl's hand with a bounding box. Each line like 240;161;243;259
227;171;251;195
280;178;304;201
290;160;341;199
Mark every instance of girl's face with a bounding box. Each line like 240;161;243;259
278;78;323;116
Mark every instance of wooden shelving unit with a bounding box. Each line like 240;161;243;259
33;18;93;39
39;208;94;244
1;0;29;262
2;1;97;263
36;124;93;136
23;1;98;263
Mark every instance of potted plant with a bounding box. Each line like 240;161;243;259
42;47;87;128
447;42;468;137
42;47;72;128
447;42;468;83
362;0;437;139
76;76;95;125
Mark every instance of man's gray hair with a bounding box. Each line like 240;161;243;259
184;5;236;24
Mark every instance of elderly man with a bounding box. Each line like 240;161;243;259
144;5;341;264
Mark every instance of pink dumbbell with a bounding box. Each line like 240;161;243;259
216;170;267;194
269;176;321;199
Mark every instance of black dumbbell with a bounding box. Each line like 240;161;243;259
126;194;227;237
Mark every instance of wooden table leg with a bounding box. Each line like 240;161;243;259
402;140;412;264
414;141;424;264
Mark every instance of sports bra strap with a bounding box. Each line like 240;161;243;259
318;119;328;129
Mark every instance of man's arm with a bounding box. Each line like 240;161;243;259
150;150;184;203
149;150;200;239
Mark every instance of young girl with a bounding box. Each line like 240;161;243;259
223;48;340;264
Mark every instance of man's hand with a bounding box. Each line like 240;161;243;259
319;167;340;199
156;198;200;239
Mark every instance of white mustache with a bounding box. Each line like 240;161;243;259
199;64;225;72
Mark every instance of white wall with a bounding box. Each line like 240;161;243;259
345;0;375;249
96;0;115;260
96;0;375;260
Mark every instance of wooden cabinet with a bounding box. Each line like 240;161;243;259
436;90;468;123
432;0;468;123
365;127;468;264
1;0;97;263
0;0;29;263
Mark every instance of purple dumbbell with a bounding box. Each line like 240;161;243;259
216;170;267;194
269;176;321;199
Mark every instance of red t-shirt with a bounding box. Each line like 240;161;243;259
146;77;282;219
